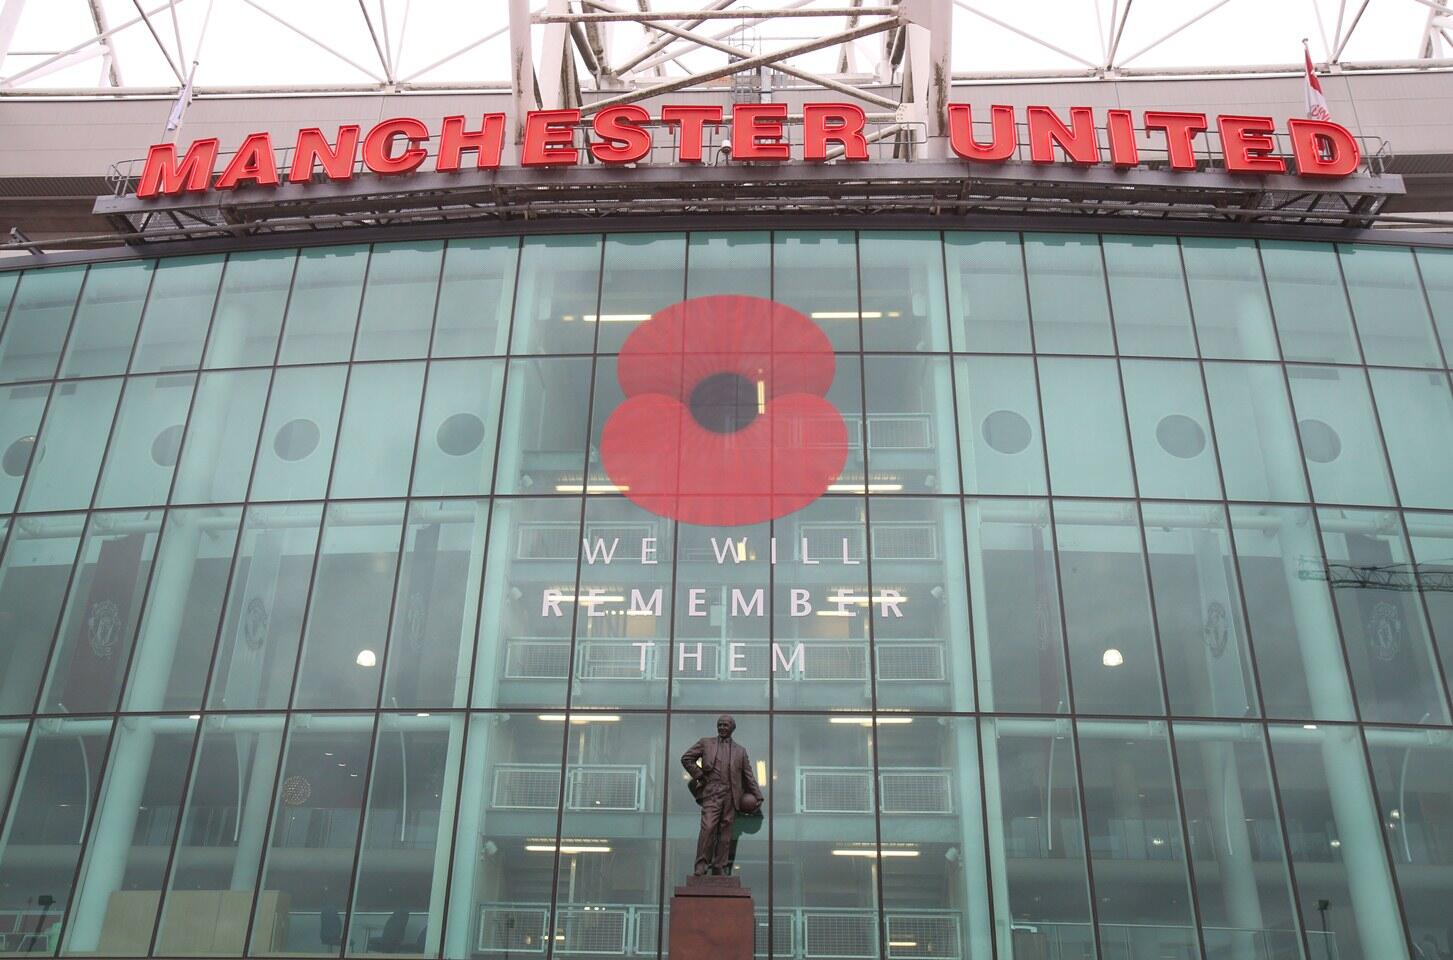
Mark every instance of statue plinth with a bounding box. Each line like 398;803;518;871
668;875;754;960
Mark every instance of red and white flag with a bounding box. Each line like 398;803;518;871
1304;43;1332;121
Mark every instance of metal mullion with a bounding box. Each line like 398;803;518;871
942;228;1001;960
236;709;302;957
1021;226;1104;960
133;711;207;958
1256;238;1421;957
121;256;167;375
1409;249;1453;373
1255;719;1320;960
851;230;891;960
766;230;776;960
0;268;22;345
43;709;124;955
336;707;389;957
0;718;37;885
541;233;607;960
433;235;522;956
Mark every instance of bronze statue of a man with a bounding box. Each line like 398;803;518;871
681;715;765;876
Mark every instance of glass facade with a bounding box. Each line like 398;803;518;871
0;229;1449;960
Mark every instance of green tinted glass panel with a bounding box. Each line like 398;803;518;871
687;230;770;298
277;244;368;364
0;513;84;715
94;373;196;508
1037;356;1134;496
593;232;686;353
432;237;518;357
250;364;346;501
862;355;959;493
0;382;48;512
1416;246;1453;361
773;230;860;351
1202;362;1308;502
1025;233;1113;354
1339;243;1441;367
353;240;443;361
0;266;84;383
859;230;950;351
1368;368;1453;509
1262;240;1361;364
204;249;296;368
1103;234;1197;357
19;377;123;512
412;358;504;496
1286;365;1394;506
945;231;1031;352
509;235;602;354
130;255;224;373
329;361;425;499
60;261;154;377
1121;358;1221;500
1181;237;1279;360
493;356;593;495
955;355;1046;495
171;367;271;504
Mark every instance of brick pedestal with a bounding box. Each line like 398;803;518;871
668;875;754;960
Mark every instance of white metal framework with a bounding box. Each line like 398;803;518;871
0;0;1450;103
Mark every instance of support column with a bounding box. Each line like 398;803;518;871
508;0;537;163
898;0;951;160
444;717;492;957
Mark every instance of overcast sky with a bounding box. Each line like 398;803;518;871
1;0;1441;91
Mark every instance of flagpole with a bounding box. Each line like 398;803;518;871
164;0;217;143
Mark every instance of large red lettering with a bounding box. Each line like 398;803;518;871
1027;106;1099;165
1106;110;1139;167
289;126;359;183
214;133;279;190
362;117;430;175
1290;118;1360;177
136;139;219;198
590;105;653;164
661;104;723;163
803;103;867;162
522;109;581;166
731;103;789;161
1219;115;1285;174
1144;111;1207;171
438;114;505;171
947;104;1017;162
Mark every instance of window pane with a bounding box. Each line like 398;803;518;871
1416;247;1453;361
1339;243;1441;367
1078;720;1199;959
0;382;48;512
1230;506;1355;721
379;499;489;709
509;235;602;354
19;378;123;513
250;714;374;957
353;240;443;361
0;719;27;850
277;245;368;364
859;230;950;351
1203;362;1308;502
412;358;504;497
61;261;154;378
443;714;567;959
0;717;113;952
38;511;160;714
981;717;1095;958
329;361;424;499
549;713;665;955
0;513;84;715
0;272;15;329
1104;234;1197;357
876;716;992;960
1406;512;1453;702
346;713;463;957
155;714;286;957
571;497;673;710
1171;722;1304;960
208;503;323;710
687;230;770;299
1286;365;1395;506
1055;500;1164;715
773;230;861;351
1182;237;1279;360
1318;507;1449;724
944;231;1031;352
293;501;404;710
1038;357;1134;497
123;506;243;711
131;255;224;373
471;498;579;709
1121;358;1222;500
1262;241;1360;364
205;249;296;368
863;355;959;494
94;373;196;508
593;232;686;353
1025;233;1113;355
967;499;1069;713
493;356;593;495
1364;726;1453;956
1268;724;1410;960
871;498;974;712
1368;368;1453;509
771;715;879;951
0;265;84;383
432;237;517;358
954;356;1046;495
172;368;270;504
250;364;347;502
60;715;199;957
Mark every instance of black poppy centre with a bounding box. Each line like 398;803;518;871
688;371;759;434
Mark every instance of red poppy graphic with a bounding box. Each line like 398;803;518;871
600;295;848;527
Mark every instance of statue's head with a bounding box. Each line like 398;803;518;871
717;715;736;738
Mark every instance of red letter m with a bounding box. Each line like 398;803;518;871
136;139;220;198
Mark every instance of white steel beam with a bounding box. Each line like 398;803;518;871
357;0;395;84
237;0;385;84
952;1;1098;69
1118;0;1234;67
625;0;818;77
536;0;570;109
399;12;537;84
85;0;123;86
128;0;186;82
608;0;738;75
0;0;24;72
1105;0;1135;69
1334;0;1373;59
2;0;192;87
537;7;898;23
900;0;951;157
509;0;536;146
580;16;898;114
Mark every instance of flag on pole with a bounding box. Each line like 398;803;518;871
1303;42;1332;121
165;72;194;135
